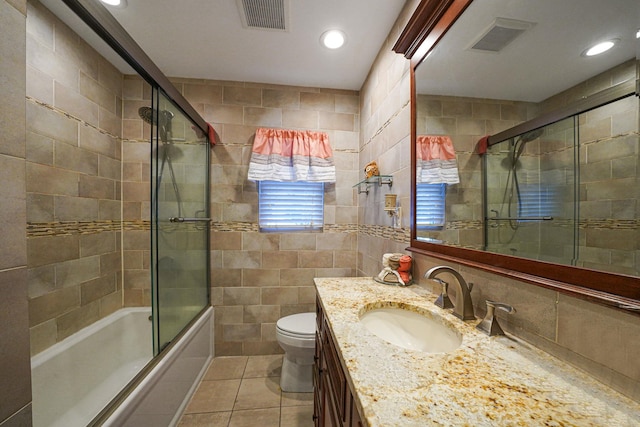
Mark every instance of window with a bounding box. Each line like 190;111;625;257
416;183;445;229
258;181;324;232
519;184;559;220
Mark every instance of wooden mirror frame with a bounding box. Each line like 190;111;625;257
394;0;640;311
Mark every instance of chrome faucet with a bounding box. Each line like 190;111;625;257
424;266;475;320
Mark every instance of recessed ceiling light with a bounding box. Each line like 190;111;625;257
583;39;618;57
100;0;127;8
321;30;346;49
636;29;640;39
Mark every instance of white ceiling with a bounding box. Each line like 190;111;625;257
40;0;408;91
417;0;638;102
37;0;640;101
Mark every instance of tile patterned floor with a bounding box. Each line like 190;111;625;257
177;355;314;427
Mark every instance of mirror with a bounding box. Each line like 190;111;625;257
403;0;640;302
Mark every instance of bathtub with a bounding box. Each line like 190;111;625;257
31;306;213;427
31;308;153;427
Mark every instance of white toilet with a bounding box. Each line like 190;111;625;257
276;312;316;392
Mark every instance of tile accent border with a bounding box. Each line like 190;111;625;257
26;96;120;140
26;220;148;237
210;222;410;244
29;218;634;239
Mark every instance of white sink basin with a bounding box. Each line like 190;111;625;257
359;306;462;353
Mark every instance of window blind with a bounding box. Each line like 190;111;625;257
258;181;324;231
519;184;558;220
416;183;446;229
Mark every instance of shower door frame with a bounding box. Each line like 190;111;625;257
150;87;211;355
482;116;580;266
55;0;213;424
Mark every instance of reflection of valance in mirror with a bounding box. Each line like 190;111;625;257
416;135;459;184
247;127;336;182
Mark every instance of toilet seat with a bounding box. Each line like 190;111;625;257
276;313;316;337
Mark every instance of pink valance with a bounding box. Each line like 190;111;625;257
248;128;336;182
416;135;460;184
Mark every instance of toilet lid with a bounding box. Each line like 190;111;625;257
277;313;316;335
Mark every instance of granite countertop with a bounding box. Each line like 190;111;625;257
314;277;640;427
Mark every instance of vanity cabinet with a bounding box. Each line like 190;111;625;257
314;298;364;427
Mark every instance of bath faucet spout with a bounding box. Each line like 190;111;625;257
424;266;475;320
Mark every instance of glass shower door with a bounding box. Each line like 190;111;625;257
151;88;210;354
484;117;578;264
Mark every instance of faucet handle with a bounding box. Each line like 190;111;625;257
432;278;454;309
476;300;515;336
488;300;515;314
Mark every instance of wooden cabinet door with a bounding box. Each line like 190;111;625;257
313;331;323;427
315;298;365;427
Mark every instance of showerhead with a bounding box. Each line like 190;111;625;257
137;107;174;125
513;128;543;160
519;128;543;143
138;106;153;124
138;107;174;143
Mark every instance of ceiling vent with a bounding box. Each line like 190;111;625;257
237;0;289;31
470;18;535;52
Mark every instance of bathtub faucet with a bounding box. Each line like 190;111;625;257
424;266;475;320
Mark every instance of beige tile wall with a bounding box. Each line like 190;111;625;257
25;0;124;355
122;75;152;307
170;77;361;355
357;0;420;277
416;94;537;247
485;61;639;272
1;0;32;425
362;0;639;402
559;61;638;275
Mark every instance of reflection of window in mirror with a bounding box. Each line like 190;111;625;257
416;183;445;231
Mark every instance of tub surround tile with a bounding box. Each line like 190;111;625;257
56;300;100;340
0;269;32;423
315;277;640;426
27;235;80;268
0;8;26;159
0;162;27;269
